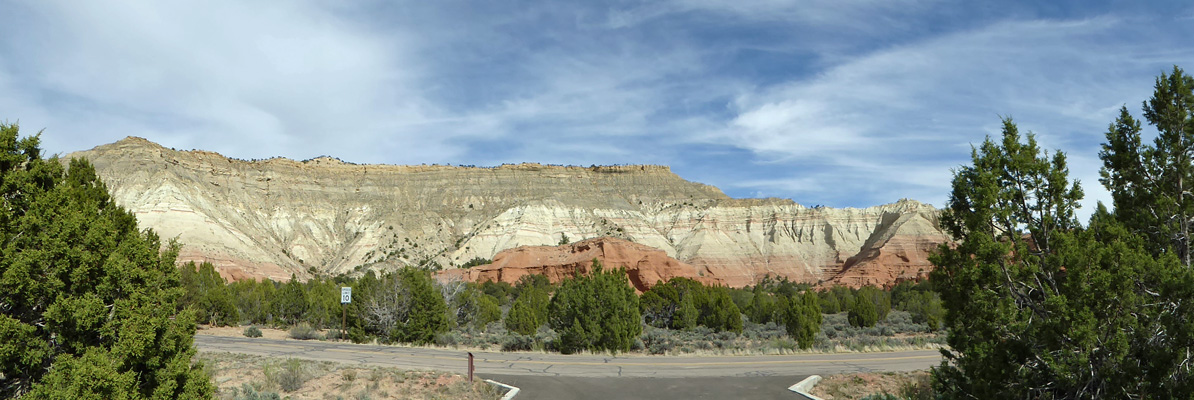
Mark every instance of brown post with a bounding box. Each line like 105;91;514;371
341;303;347;342
468;352;475;382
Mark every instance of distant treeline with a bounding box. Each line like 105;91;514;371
180;260;943;354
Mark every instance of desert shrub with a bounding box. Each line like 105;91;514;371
288;322;322;340
233;383;282;400
501;334;535;352
640;327;676;355
265;359;309;392
901;373;935;400
244;326;264;338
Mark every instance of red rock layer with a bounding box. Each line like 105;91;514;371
440;237;722;292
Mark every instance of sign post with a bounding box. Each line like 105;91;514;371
468;352;475;382
340;287;352;341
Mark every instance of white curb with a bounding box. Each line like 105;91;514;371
485;379;521;400
788;375;823;400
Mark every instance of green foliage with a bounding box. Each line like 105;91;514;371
232;383;282;400
288;322;321;340
229;278;274;325
272;275;308;326
460;257;491;269
512;273;552;299
640;277;741;333
0;123;214;398
784;291;822;349
699;286;743;334
856;286;891;321
244;326;263;338
446;282;500;330
303;279;342;329
847;292;879;328
480;280;513;306
931;116;1194;397
264;359;309;392
393;267;449;344
505;285;549;335
1100;66;1194;266
898;291;943;331
179;261;240;326
548;259;641;354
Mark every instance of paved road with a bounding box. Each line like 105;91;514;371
194;335;940;378
482;374;809;400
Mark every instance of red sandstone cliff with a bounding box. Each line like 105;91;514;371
440;237;722;292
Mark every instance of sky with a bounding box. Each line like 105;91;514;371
3;1;1194;217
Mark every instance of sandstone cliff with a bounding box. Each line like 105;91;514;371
439;237;722;292
65;137;947;287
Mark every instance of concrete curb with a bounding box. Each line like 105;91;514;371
788;375;823;400
484;379;521;400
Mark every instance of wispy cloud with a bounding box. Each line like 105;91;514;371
2;1;1192;216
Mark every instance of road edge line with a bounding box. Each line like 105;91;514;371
788;375;823;400
484;379;521;400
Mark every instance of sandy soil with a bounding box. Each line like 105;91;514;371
810;371;931;399
199;352;501;400
199;324;302;341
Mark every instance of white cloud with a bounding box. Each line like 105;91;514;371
702;15;1194;215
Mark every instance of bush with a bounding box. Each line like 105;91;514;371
265;359;309;392
501;334;536;352
233;383;282;400
244;326;264;338
785;291;822;349
548;259;641;354
506;285;549;335
0;125;213;398
288;322;322;340
848;294;879;328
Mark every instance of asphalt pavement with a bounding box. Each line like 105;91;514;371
194;334;941;398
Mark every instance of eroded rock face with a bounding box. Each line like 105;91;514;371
439;237;721;292
65;137;948;287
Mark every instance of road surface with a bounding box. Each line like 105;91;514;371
194;335;940;378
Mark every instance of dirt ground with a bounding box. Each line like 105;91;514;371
199;352;501;400
199;324;298;341
810;370;931;400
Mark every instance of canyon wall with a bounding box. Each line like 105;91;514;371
65;137;948;287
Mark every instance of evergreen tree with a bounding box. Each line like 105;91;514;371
272;275;308;326
846;292;878;328
393;267;449;344
548;259;640;354
505;285;549;335
0;123;213;398
179;261;239;326
785;291;822;349
931;117;1194;397
1100;66;1194;266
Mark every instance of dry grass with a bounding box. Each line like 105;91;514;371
199;352;502;400
810;370;931;400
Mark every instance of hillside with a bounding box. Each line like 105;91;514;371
64;137;948;287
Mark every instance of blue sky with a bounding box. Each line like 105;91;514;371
3;1;1194;216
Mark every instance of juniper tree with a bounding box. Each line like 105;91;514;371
0;123;214;398
931;117;1194;398
1100;66;1194;266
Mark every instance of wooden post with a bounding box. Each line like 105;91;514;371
341;303;347;342
468;352;475;382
